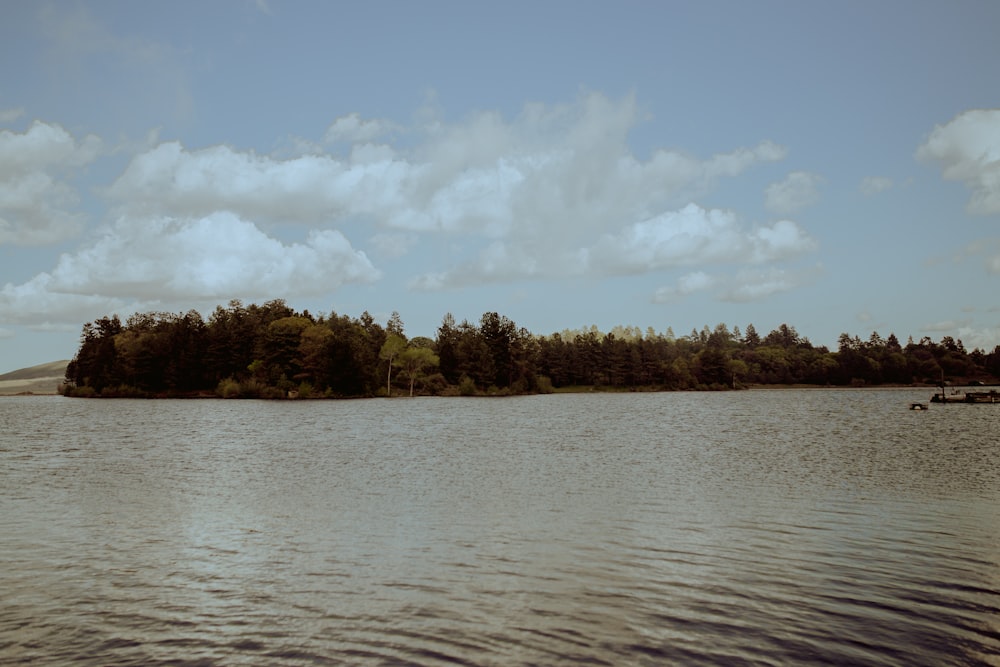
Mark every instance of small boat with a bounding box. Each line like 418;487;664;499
909;403;928;411
930;392;966;403
929;386;999;404
965;391;999;404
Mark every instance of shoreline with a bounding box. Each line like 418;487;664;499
6;382;953;399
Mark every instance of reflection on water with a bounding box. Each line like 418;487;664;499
2;390;999;665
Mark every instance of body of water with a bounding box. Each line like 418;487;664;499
1;389;998;665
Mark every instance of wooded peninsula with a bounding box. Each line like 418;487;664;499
61;299;1000;398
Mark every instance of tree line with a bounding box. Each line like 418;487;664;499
62;299;1000;398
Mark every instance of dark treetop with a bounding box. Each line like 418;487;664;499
63;300;1000;398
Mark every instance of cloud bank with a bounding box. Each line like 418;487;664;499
2;92;821;328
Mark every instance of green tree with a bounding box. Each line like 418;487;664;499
387;310;405;338
257;316;312;387
436;313;461;383
695;346;731;387
480;311;517;387
379;334;407;396
395;347;440;396
299;324;336;387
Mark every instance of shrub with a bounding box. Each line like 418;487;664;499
458;375;477;396
240;378;265;398
99;384;147;398
535;375;554;394
217;378;241;398
422;373;448;396
259;385;286;400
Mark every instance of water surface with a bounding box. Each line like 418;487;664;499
2;390;998;665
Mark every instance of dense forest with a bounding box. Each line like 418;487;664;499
62;299;1000;398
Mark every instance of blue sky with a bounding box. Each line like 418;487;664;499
1;1;999;373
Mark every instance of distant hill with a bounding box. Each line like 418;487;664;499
0;360;70;396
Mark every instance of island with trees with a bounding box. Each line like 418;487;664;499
61;299;1000;398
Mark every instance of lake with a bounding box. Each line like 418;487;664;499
1;389;998;666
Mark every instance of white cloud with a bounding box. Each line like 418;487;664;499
1;212;380;327
590;204;816;274
324;113;398;144
704;142;788;178
0;273;127;326
0;121;101;174
46;212;379;302
107;141;421;227
0;121;102;245
917;109;1000;215
765;171;823;214
9;92;798;323
860;176;893;195
0;326;13;339
652;271;717;303
651;264;821;304
408;241;541;290
411;203;817;290
955;325;1000;352
105;92;789;287
108;92;785;240
720;266;819;302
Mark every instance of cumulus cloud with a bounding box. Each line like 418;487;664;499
8;92;805;324
0;212;379;327
765;171;823;214
590;204;816;274
107;92;786;238
47;212;379;301
860;176;893;195
0;121;102;245
917;109;1000;214
411;203;817;289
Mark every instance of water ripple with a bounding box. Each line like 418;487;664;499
2;392;999;665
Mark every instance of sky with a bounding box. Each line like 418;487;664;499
1;1;999;373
